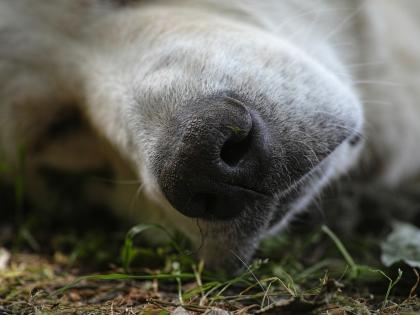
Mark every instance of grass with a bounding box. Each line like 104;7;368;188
1;217;419;314
0;155;420;314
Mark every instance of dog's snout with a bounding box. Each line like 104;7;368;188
157;95;272;220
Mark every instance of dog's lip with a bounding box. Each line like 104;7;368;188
219;182;270;197
276;131;361;199
269;130;363;224
265;152;335;229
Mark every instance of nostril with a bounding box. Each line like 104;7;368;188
220;127;253;167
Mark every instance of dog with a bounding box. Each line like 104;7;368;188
1;0;420;269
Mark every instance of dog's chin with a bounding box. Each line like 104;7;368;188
195;202;275;271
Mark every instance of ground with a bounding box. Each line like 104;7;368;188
0;174;420;314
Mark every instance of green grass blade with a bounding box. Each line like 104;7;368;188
121;223;185;272
322;225;358;278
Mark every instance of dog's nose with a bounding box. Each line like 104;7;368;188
157;95;272;220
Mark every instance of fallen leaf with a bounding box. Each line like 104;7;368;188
381;222;420;268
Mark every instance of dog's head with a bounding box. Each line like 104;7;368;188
84;5;364;269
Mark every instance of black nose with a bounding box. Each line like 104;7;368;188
157;95;272;220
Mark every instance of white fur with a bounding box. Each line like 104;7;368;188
1;0;419;267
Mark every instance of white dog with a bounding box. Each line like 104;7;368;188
1;0;420;269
